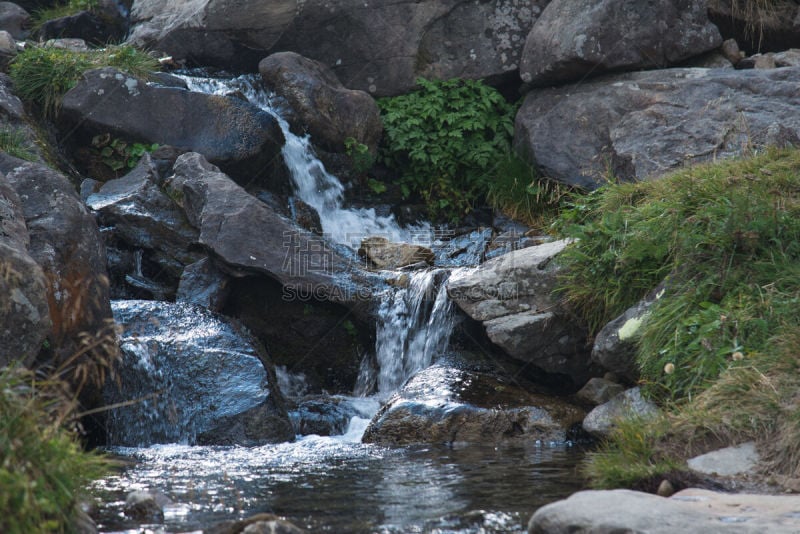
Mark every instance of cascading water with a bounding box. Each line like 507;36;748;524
180;74;459;397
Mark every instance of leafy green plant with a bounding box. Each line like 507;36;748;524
0;363;111;533
556;148;800;402
0;128;36;161
10;44;160;118
378;78;516;222
90;133;159;174
344;136;376;177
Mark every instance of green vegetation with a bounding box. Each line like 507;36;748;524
378;78;516;222
10;44;160;118
32;0;99;32
344;136;376;177
0;363;110;533
555;148;800;487
91;133;159;173
0;128;36;161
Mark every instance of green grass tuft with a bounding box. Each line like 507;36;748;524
0;128;37;161
9;44;160;119
0;363;110;533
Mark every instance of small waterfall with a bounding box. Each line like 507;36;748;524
372;269;458;394
180;74;460;401
180;75;426;246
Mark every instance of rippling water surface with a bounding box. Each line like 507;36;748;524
93;421;586;533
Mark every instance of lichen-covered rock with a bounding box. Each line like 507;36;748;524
259;52;382;153
520;0;721;86
515;67;800;189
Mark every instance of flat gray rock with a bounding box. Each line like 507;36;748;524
687;442;759;477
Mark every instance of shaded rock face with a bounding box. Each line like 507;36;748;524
128;0;549;96
221;275;371;395
4;161;112;361
515;67;800;189
529;488;800;534
0;172;51;367
447;240;593;385
85;154;200;298
709;0;800;54
520;0;721;86
37;6;127;45
106;300;295;446
60;68;285;186
259;52;383;154
0;74;47;165
165;152;371;318
362;356;585;446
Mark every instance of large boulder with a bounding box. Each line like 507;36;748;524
3;161;112;361
362;355;585;446
164;152;370;315
529;488;800;534
0;172;50;367
515;66;800;189
128;0;550;96
259;52;382;153
105;300;295;446
60;68;285;185
447;240;593;384
519;0;721;87
0;2;29;40
85;154;200;297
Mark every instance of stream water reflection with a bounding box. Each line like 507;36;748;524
93;433;586;533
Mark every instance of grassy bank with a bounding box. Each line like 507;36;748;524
553;148;800;487
0;364;111;532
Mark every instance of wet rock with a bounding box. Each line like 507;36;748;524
208;513;306;534
0;172;50;367
128;0;548;96
4;161;112;361
582;387;658;438
60;68;285;186
86;154;200;294
520;0;721;86
0;2;29;40
105;300;295;446
290;197;321;234
176;257;230;312
687;442;759;477
358;236;434;270
591;284;665;382
529;488;800;533
259;52;382;154
515;67;800;189
124;489;171;521
288;395;376;436
166;152;371;318
575;377;625;406
363;356;585;446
